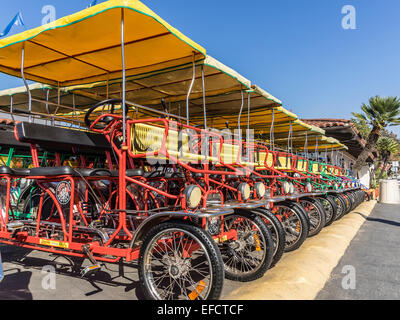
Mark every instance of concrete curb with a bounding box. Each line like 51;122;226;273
222;200;377;300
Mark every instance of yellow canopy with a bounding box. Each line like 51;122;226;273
0;55;262;124
0;83;98;117
0;0;206;87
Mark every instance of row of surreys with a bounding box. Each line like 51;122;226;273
0;0;367;299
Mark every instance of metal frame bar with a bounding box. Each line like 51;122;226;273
237;90;244;138
186;53;196;125
20;46;32;122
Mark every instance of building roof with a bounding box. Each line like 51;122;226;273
302;118;374;161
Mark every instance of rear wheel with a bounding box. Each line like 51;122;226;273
253;207;286;268
299;198;326;237
333;194;346;220
317;196;337;226
220;210;274;282
338;193;351;215
138;221;224;300
273;202;309;252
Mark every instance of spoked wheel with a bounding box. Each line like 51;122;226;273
253;207;286;268
219;210;274;282
333;194;346;220
272;202;309;252
138;221;224;300
316;196;337;227
348;192;358;211
338;193;351;214
299;198;326;237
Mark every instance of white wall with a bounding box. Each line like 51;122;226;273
358;165;371;189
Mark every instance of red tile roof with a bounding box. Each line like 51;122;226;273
302;118;365;144
301;118;374;160
302;118;353;129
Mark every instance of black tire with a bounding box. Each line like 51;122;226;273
334;194;347;220
346;192;356;211
339;193;352;214
22;191;56;220
253;207;286;268
299;197;326;237
274;201;309;252
289;201;311;228
317;196;337;227
325;195;339;225
220;210;274;282
138;220;224;300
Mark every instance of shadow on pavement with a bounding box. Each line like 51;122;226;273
354;212;400;228
0;245;145;299
0;269;33;300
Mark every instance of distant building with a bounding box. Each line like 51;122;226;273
392;161;399;175
302;119;375;188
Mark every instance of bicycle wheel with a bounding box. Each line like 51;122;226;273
138;221;224;300
219;210;274;282
253;207;286;268
299;198;326;237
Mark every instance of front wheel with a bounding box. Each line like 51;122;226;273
253;207;286;268
138;221;224;300
219;210;274;282
299;198;326;237
273;202;309;252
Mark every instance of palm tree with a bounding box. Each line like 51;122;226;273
376;137;399;181
352;96;400;173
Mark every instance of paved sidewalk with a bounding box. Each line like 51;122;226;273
223;200;377;300
317;202;400;300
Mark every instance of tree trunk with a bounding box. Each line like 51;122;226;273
378;152;390;181
370;158;382;186
353;126;381;174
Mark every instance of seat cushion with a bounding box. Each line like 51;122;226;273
77;168;112;177
112;169;144;177
15;122;111;153
143;171;184;179
30;166;75;176
12;168;31;176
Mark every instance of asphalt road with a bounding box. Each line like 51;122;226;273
0;239;239;300
0;202;398;300
317;203;400;300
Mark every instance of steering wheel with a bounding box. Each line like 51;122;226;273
84;98;130;130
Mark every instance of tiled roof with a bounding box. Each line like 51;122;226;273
302;118;365;144
301;118;374;161
302;118;354;129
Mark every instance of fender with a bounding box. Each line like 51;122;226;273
129;208;234;248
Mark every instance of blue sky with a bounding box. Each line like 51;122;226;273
0;0;399;135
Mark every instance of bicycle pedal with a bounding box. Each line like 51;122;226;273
81;264;101;277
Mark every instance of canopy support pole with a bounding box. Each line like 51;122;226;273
325;146;328;162
52;87;61;126
315;136;319;161
201;65;207;130
247;92;251;142
106;74;110;99
45;89;50;125
20;46;32;123
237;90;244;139
186;53;196;126
121;9;126;143
304;132;308;159
287;121;292;153
10;96;14;122
270;108;275;151
118;8;128;220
